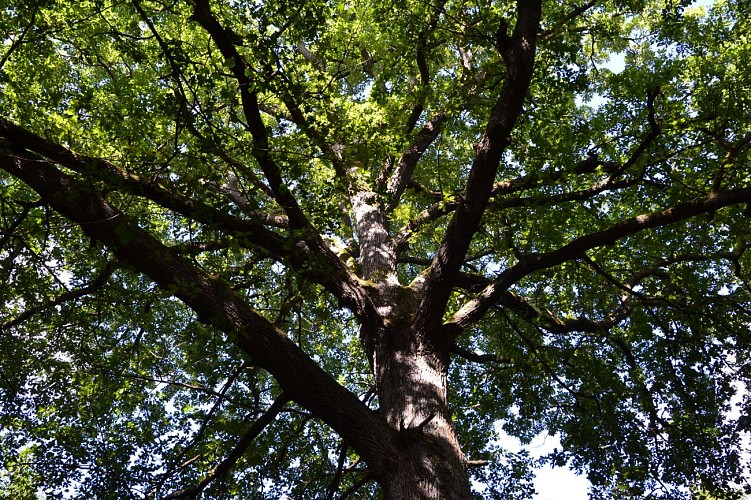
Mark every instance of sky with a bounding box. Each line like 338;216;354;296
496;430;590;499
535;465;589;500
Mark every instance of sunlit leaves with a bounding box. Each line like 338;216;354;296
1;0;751;497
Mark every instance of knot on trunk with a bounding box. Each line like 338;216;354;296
397;413;436;447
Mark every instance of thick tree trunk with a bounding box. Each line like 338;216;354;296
373;323;470;499
358;280;471;499
352;180;471;497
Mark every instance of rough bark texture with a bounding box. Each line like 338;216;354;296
362;282;471;499
375;326;470;499
354;6;543;494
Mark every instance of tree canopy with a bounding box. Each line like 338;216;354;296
1;0;750;498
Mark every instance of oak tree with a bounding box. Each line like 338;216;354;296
1;0;750;497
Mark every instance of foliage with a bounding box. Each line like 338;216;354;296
0;0;750;498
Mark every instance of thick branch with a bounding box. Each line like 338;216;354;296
447;187;751;331
497;290;624;335
0;199;41;252
491;96;661;201
385;111;448;212
491;172;554;197
339;471;377;500
415;0;542;335
0;148;398;478
187;0;304;223
0;117;285;247
134;0;276;202
163;361;252;483
453;270;626;335
187;2;374;321
0;117;376;322
325;443;349;500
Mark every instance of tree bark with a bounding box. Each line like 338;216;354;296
359;280;471;499
374;324;471;499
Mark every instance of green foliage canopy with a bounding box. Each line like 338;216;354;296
0;0;750;497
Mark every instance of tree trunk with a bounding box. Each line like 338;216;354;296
361;282;471;498
374;323;470;499
352;183;471;497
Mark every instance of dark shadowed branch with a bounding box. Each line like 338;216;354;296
0;118;378;322
446;187;751;333
0;146;398;478
162;393;290;500
384;111;448;212
415;0;543;334
1;260;117;332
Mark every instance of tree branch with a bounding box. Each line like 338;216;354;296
404;5;444;134
187;0;308;225
0;147;398;479
452;268;628;336
0;117;286;247
1;261;118;333
187;2;374;322
163;393;290;499
394;198;459;257
490;97;661;202
539;0;598;39
0;7;37;71
0;117;376;323
449;344;511;364
384;111;448;212
338;470;377;500
415;0;542;334
164;361;251;481
324;442;349;500
0;198;42;252
446;187;751;332
491;176;640;212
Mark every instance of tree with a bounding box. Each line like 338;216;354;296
0;0;749;497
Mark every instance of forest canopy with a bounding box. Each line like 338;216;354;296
1;0;750;498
